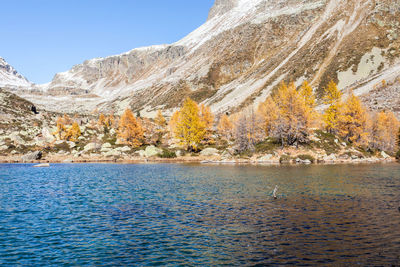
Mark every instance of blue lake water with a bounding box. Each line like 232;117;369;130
0;163;399;266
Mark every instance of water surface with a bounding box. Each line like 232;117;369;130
0;163;399;265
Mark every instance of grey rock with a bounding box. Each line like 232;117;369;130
21;151;42;162
145;146;162;157
200;148;219;156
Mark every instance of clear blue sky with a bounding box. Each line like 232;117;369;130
1;0;214;84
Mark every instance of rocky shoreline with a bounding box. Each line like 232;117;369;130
0;153;396;165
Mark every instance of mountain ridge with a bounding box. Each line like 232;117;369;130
4;0;400;117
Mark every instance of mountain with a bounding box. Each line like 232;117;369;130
13;0;400;116
0;57;32;89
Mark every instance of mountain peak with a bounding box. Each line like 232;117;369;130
207;0;237;21
0;57;32;89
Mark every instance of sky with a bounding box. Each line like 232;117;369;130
0;0;215;84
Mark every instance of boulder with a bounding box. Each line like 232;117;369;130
200;148;219;156
84;143;100;152
21;151;42;162
101;143;112;152
144;146;162;157
136;150;146;158
103;149;120;157
116;146;131;153
323;154;337;162
381;151;390;159
0;145;8;151
67;141;76;149
9;132;24;144
258;154;273;162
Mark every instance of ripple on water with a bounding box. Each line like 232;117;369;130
0;163;399;265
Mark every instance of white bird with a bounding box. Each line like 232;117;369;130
273;185;278;199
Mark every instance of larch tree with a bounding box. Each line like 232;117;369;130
370;110;400;152
257;96;279;136
200;104;214;143
154;110;167;129
267;81;312;146
323;80;342;134
175;98;206;151
53;116;67;140
168;110;181;138
234;108;264;152
65;122;82;142
217;114;233;140
337;93;369;145
118;108;144;148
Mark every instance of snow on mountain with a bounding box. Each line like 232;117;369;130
0;58;32;89
12;0;400;116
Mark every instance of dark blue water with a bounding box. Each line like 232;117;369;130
0;163;399;266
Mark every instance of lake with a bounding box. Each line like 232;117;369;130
0;163;399;266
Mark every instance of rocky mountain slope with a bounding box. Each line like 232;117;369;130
0;57;32;89
10;0;400;116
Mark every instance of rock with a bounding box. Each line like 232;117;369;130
21;151;42;162
54;140;65;145
103;149;120;157
136;150;146;158
381;151;390;159
9;132;24;144
78;136;85;141
84;142;100;152
302;159;312;164
116;146;131;153
175;150;183;157
110;128;116;136
258;154;273;162
63;159;73;163
200;148;219;156
341;142;347;147
144;145;162;157
351;155;359;160
101;143;112;152
67;141;76;149
323;154;337;162
0;145;8;151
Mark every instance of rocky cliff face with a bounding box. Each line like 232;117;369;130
12;0;400;116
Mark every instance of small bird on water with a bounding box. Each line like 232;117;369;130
273;185;278;199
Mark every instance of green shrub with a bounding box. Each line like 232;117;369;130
396;150;400;160
297;154;315;163
158;148;177;158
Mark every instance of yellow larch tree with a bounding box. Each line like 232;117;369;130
168;110;180;138
154;110;167;129
370;110;400;152
262;81;312;146
217;114;234;140
98;113;106;127
118;108;144;148
53;116;67;140
299;81;315;109
337;92;369;145
200;104;214;143
257;96;279;136
175;97;206;151
323;80;342;134
65;122;82;142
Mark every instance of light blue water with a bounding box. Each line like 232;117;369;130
0;163;399;266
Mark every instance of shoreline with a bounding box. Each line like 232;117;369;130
0;155;396;165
